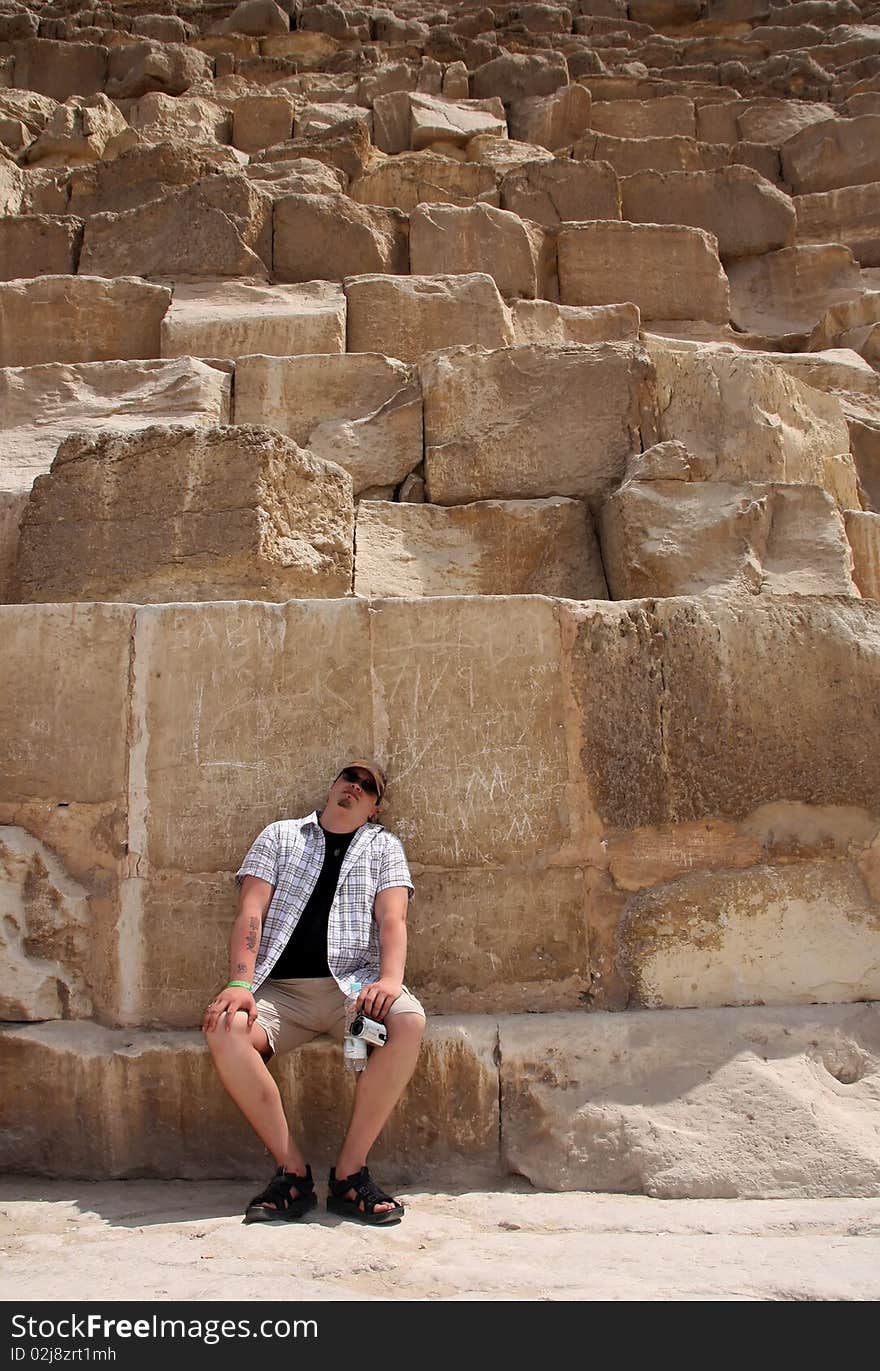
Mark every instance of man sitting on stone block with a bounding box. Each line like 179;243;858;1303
203;761;425;1226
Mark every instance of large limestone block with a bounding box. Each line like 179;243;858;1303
234;353;421;494
255;118;373;183
470;52;570;103
0;91;57;146
589;95;696;139
849;415;880;514
136;869;242;1027
759;347;880;398
466;134;555;177
500;1003;880;1196
372;597;570;866
294;102;372;143
11;39;107;102
127;93;231;148
512;299;640;346
132;14;194;42
727;243;864;339
620;167;796;260
0;827;93;1022
298;4;370;40
409;867;589;1015
515;4;574;33
810;292;880;353
80;178;272;281
557;221;729;323
696;97;833;146
839;324;880;371
0;276;172;368
350;154;498;213
232;95;294;155
0;357;230;497
245;158;347;202
567;594;880;829
258;30;343;68
0;490;25;601
647;342;854;500
354;497;608;599
422;342;656;505
344;272;514;363
160;280;345;361
0;1019;500;1182
356;61;420;105
410;203;552;300
23;94;136;168
600;478;857;598
0;159;23;217
500;158;621;226
105;42;212;101
846;510;880;599
216;0;290;36
732;98;836;147
795;182;880;267
508;85;592;151
781;116;880;194
14;425;354;605
409;93;507;150
0;602;132;805
273;194;409;283
695;100;748;146
573;132;729;177
0;215;82;279
618;862;880;1009
68;143;247;220
129;599;373;872
371;90;413;156
141;863;589;1026
0;118;31;154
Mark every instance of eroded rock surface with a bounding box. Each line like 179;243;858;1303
14;425;354;604
234;352;421;493
2;0;880;1202
501;1004;880;1196
354;497;608;599
0;357;230;497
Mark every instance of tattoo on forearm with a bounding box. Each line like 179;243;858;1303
245;916;260;953
235;962;247;975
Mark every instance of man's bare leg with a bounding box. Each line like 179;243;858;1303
333;1012;425;1212
204;1011;308;1177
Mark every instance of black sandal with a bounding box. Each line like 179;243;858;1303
326;1166;405;1225
243;1165;317;1224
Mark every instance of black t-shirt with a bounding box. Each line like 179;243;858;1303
270;824;359;978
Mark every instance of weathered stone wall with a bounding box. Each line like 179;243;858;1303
3;0;880;1194
3;593;879;1029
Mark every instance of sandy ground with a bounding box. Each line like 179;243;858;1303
1;1178;879;1302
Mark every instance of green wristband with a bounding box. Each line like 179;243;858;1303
227;980;252;990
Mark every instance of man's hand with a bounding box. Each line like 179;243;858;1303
358;978;402;1022
202;986;257;1034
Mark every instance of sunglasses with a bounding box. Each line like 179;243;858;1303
337;768;379;797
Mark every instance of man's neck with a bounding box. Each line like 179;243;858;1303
318;808;368;835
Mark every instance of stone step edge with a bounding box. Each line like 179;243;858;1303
3;1002;880;1194
5;999;880;1048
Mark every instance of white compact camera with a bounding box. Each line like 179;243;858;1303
349;1013;387;1047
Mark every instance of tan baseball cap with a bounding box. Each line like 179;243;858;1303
336;759;387;801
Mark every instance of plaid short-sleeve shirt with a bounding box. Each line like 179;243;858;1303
236;812;414;995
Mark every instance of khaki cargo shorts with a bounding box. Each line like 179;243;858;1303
255;976;426;1058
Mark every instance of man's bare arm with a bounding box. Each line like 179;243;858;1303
202;875;274;1034
359;885;409;1021
229;875;274;983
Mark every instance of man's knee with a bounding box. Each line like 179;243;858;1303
204;1009;263;1052
387;1012;426;1046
